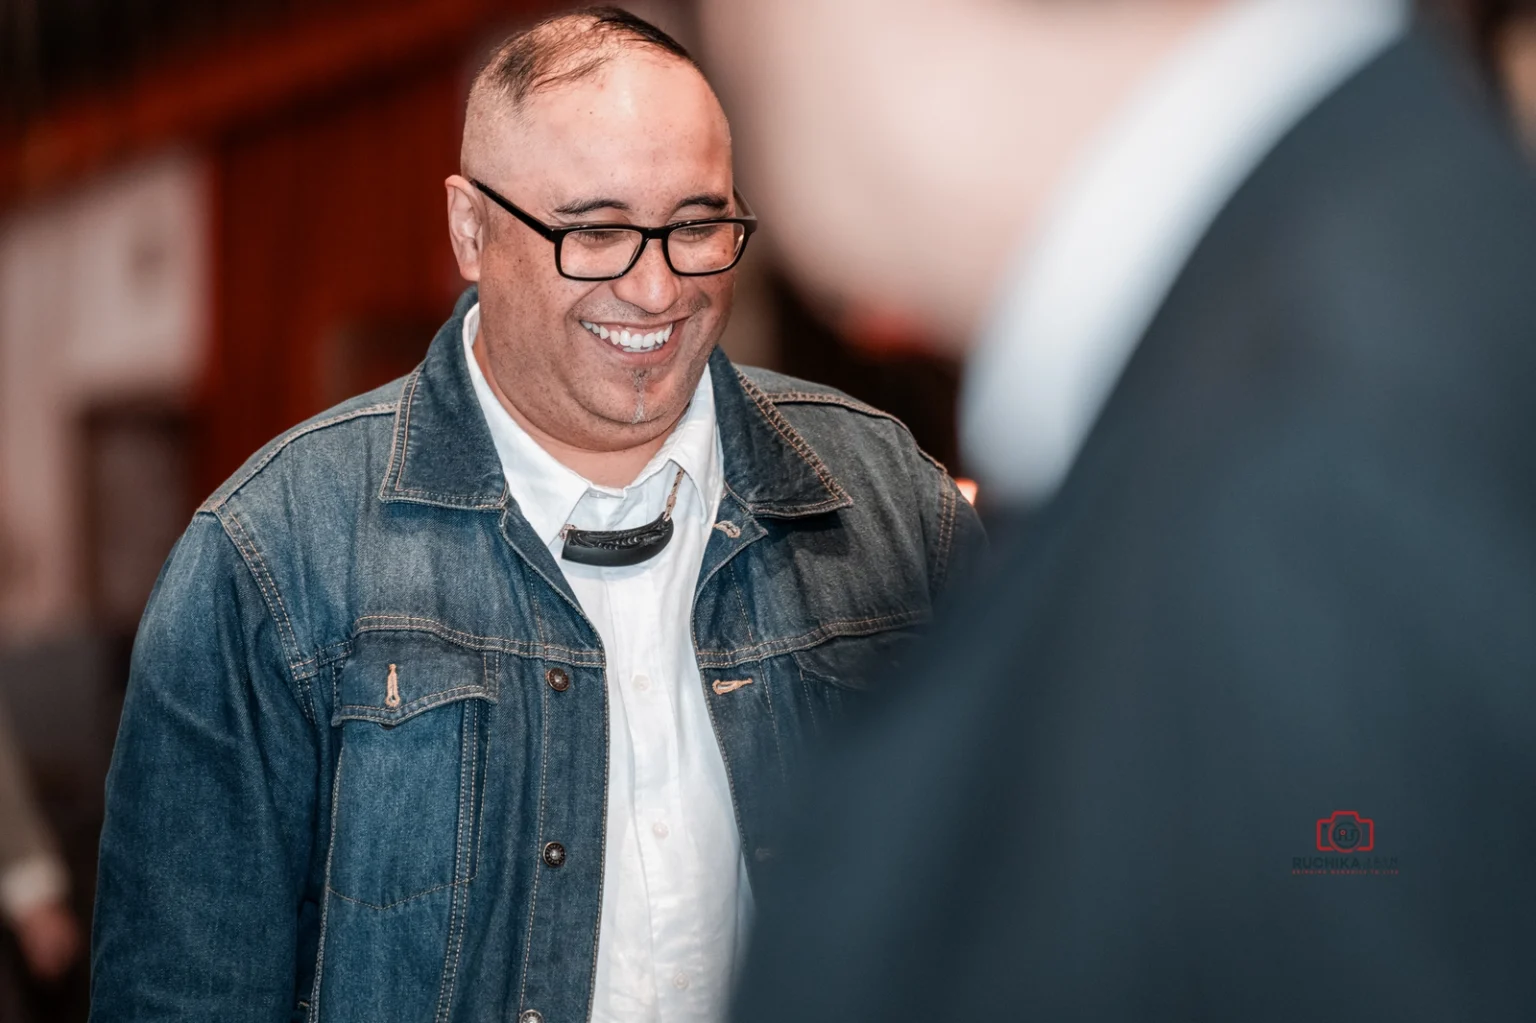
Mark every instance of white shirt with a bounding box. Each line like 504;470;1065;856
961;0;1409;505
463;305;751;1023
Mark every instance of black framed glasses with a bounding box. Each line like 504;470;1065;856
471;178;758;281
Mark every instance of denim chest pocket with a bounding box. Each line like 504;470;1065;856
791;627;920;729
327;629;498;910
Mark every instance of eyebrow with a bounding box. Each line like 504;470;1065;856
550;193;732;220
552;197;633;217
672;193;730;215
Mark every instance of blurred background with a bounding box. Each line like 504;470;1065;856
0;0;1530;1018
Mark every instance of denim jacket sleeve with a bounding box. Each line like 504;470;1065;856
92;512;319;1022
920;457;987;606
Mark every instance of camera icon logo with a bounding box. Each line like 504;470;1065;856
1316;810;1374;853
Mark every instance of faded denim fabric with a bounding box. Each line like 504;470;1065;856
90;286;984;1023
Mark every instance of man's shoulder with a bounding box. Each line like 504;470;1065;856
200;375;406;514
736;364;901;422
733;364;949;474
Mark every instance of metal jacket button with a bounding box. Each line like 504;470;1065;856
542;841;566;868
519;1011;543;1023
545;667;570;692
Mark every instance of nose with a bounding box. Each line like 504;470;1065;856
610;235;682;315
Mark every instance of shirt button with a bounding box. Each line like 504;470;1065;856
542;841;566;868
545;667;570;692
652;821;669;839
519;1012;543;1023
634;673;651;692
672;971;690;990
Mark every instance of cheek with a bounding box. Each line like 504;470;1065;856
483;246;588;345
691;277;737;332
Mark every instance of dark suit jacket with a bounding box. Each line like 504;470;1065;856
733;29;1536;1023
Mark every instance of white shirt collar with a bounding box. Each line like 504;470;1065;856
462;301;721;548
961;0;1408;506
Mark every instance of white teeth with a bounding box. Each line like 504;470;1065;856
581;320;675;352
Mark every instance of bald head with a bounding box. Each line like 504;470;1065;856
463;6;711;176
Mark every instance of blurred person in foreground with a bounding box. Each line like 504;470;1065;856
703;0;1536;1019
0;699;80;988
89;7;980;1023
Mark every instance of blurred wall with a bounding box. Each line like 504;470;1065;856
199;54;469;494
0;153;206;643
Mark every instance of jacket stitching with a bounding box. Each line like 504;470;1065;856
346;615;605;665
200;403;396;514
758;389;895;419
517;658;552;1015
587;657;610;1022
387;365;423;498
798;664;822;736
725;568;785;780
935;473;958;597
694;610;926;667
381;487;506;508
320;612;917;676
434;699;476;1022
380;365;508;507
333;685;496;722
530;585;549;659
324;878;468;913
378;364;414;500
293;672;317;729
733;370;851;507
307;740;346;1019
475;653;496;881
756;384;956;483
215;507;311;695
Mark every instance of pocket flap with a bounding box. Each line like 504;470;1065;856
792;628;919;692
332;629;498;726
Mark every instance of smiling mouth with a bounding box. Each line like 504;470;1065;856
580;319;676;353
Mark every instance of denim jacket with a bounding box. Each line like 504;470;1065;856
91;287;984;1023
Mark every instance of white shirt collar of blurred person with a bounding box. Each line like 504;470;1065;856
460;300;720;547
961;0;1409;507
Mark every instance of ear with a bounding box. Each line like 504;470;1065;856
445;175;485;281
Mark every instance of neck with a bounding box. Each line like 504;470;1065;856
474;333;673;488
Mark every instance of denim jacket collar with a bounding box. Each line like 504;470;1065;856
380;286;851;519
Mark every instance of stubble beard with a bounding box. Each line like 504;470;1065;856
629;369;649;424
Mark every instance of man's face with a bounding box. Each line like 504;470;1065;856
454;53;738;452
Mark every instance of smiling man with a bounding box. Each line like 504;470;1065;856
87;8;981;1023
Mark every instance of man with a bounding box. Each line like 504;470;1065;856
90;9;981;1023
703;0;1536;1019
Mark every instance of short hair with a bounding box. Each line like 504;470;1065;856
474;6;703;111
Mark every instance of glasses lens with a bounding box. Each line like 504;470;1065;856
560;228;645;279
667;223;746;274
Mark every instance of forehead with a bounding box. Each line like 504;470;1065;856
503;52;732;206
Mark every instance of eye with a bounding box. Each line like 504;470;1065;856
568;228;638;249
671;223;730;244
